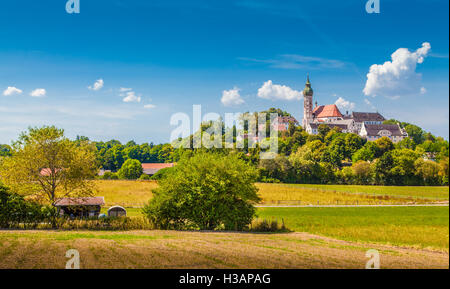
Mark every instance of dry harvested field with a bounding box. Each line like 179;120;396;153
0;230;447;269
93;180;449;208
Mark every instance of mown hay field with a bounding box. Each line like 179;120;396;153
92;180;449;208
94;180;157;207
0;230;447;269
258;206;449;251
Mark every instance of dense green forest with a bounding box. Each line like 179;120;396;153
0;109;448;186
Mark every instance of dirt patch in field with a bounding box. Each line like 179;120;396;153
0;230;447;269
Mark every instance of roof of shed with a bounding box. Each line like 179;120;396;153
54;197;105;207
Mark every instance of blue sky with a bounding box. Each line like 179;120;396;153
0;0;448;144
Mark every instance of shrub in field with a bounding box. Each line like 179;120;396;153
249;218;288;233
102;171;119;180
150;167;174;180
56;216;153;230
143;153;260;230
139;174;151;181
118;159;143;180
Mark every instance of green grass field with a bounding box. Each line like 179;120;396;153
277;184;449;200
257;206;449;251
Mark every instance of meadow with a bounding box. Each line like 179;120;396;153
277;184;450;200
0;180;448;269
93;180;449;208
91;180;450;251
258;206;449;251
94;180;157;207
0;230;447;269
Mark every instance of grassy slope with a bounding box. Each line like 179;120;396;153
0;230;447;269
257;206;450;250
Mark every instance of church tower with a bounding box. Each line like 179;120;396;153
302;74;314;128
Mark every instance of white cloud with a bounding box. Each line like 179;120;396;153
257;80;302;101
420;87;427;94
30;88;46;98
88;79;104;91
335;97;355;111
144;104;156;109
122;91;141;103
119;87;132;92
363;42;431;99
221;87;244;106
3;86;23;96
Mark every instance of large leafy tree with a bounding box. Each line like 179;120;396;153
375;137;395;157
404;124;425;145
352;141;379;163
0;126;98;207
373;151;395;185
143;152;260;230
118;159;143;179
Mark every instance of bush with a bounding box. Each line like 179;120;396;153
101;171;116;180
0;184;48;228
150;167;174;180
55;216;152;230
352;161;373;185
139;174;151;180
143;153;260;231
118;159;143;179
249;218;288;233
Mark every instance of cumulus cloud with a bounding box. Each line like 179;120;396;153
335;97;355;111
363;42;431;99
221;87;244;106
30;88;46;98
3;86;23;96
257;80;302;101
88;79;104;91
122;91;141;103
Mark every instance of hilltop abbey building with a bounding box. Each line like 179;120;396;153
286;76;408;143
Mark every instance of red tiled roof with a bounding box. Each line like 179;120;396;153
40;168;63;176
141;163;175;170
313;104;343;118
54;197;105;207
142;163;175;175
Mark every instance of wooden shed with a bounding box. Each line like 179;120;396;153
54;197;105;218
107;206;127;217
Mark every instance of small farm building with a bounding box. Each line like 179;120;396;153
54;197;105;218
141;163;175;175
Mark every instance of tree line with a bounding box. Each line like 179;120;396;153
0;110;448;186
